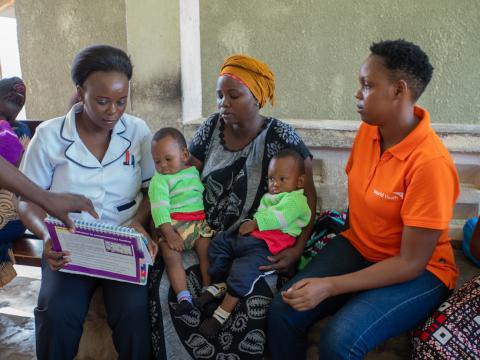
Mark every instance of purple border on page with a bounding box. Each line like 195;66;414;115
46;221;142;283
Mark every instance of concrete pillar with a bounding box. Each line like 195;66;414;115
125;0;182;130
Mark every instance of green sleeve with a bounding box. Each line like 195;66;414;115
255;209;281;231
148;175;171;227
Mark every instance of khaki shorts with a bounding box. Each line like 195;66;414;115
159;219;214;250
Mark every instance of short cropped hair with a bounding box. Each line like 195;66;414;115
71;45;133;86
272;149;305;174
370;39;433;101
152;127;188;149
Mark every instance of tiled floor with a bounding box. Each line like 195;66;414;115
1;250;478;360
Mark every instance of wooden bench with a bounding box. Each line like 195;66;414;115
12;231;43;267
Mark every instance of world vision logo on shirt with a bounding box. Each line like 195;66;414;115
373;189;404;201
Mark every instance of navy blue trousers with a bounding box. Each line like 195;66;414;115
268;235;450;360
208;230;272;297
35;258;151;360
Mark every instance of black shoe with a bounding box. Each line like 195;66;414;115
203;300;221;318
174;300;193;316
193;291;215;311
198;317;223;338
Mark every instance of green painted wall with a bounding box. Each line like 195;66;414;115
16;0;127;120
200;0;480;124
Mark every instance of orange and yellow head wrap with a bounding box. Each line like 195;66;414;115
220;54;275;108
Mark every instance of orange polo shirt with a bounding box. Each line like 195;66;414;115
341;106;459;289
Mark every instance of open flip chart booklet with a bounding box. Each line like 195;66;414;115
45;217;152;285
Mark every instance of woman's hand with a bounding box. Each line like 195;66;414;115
239;220;257;235
44;238;71;271
130;220;158;260
259;244;303;273
281;277;335;312
280;226;443;311
42;192;99;230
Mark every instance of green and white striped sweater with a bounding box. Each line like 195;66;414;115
148;166;205;227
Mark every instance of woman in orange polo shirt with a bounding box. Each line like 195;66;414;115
268;39;459;360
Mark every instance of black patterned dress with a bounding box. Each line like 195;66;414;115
149;114;311;360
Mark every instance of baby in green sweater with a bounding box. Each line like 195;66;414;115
149;127;213;316
198;149;311;337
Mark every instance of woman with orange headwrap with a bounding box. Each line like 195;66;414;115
149;54;316;359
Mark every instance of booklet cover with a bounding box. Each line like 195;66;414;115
45;217;152;285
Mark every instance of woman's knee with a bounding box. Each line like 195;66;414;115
37;277;92;325
318;318;368;360
268;294;286;325
36;292;89;328
268;294;302;332
106;286;149;323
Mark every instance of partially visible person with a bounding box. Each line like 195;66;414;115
18;45;155;359
268;40;459;359
198;149;311;338
412;217;480;359
149;127;213;316
0;76;32;286
149;54;316;360
0;77;30;165
462;216;480;266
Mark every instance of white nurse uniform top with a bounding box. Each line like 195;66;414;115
20;103;155;226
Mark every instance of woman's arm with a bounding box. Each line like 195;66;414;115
1;156;97;228
282;225;440;311
18;199;72;270
129;189;158;259
259;157;317;273
187;154;204;173
131;189;153;228
17;199;49;240
343;210;350;230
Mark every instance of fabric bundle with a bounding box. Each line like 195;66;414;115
0;120;23;165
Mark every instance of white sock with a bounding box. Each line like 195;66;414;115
212;306;231;325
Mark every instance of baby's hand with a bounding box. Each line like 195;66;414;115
166;232;185;252
239;220;258;235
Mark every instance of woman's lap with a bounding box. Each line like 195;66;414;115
268;235;450;360
317;271;449;359
150;249;277;360
36;259;150;359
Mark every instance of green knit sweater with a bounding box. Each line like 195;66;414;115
148;166;205;227
254;189;311;236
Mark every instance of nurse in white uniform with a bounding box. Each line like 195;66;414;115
19;45;156;360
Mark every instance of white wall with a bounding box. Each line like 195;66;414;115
0;16;26;119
